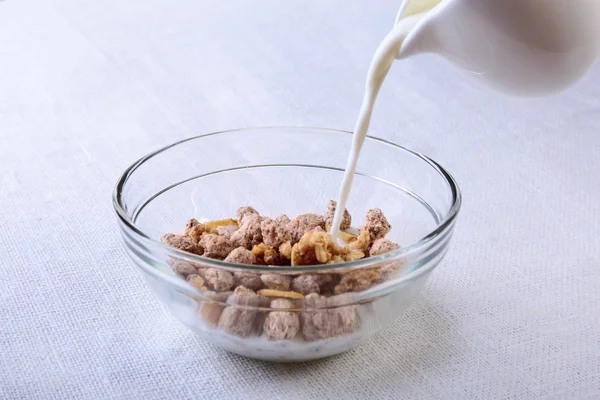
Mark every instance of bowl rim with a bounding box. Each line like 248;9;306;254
112;126;462;275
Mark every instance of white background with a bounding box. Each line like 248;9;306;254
1;0;599;398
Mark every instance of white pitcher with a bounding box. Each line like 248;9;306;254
395;0;600;96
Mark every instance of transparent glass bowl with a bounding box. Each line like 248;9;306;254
113;127;461;361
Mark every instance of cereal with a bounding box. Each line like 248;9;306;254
319;275;341;296
170;260;198;278
379;262;404;281
327;294;361;335
344;250;366;262
163;203;403;344
335;269;381;294
252;243;278;265
324;200;352;231
257;289;304;299
230;285;257;297
185;218;201;231
233;272;263;291
198;304;224;327
231;214;263;249
359;208;391;245
288;213;326;243
291;231;346;266
184;218;206;243
345;230;370;253
236;206;260;223
204;268;234;291
218;307;256;337
291;236;319;266
204;218;238;234
300;294;332;341
196;290;229;327
218;286;269;337
278;242;292;260
161;233;202;255
263;298;300;341
301;293;360;341
216;224;238;240
291;274;332;295
224;247;258;265
186;273;205;289
261;274;292;291
199;234;235;259
369;238;401;280
261;215;292;248
369;238;400;256
196;266;208;277
275;214;291;224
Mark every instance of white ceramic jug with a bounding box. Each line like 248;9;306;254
395;0;600;96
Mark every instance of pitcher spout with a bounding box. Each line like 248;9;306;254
395;0;492;74
395;11;441;60
395;0;445;59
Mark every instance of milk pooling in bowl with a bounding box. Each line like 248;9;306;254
330;0;421;240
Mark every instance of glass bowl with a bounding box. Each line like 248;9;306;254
113;127;461;362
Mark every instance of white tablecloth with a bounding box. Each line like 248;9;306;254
1;0;599;398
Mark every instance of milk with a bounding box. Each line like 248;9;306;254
330;4;414;240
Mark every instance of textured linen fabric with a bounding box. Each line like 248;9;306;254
1;0;599;399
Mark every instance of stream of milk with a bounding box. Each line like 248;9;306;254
330;0;417;239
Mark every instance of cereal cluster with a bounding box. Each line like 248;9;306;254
161;201;402;341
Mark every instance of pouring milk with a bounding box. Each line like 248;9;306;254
330;0;600;239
